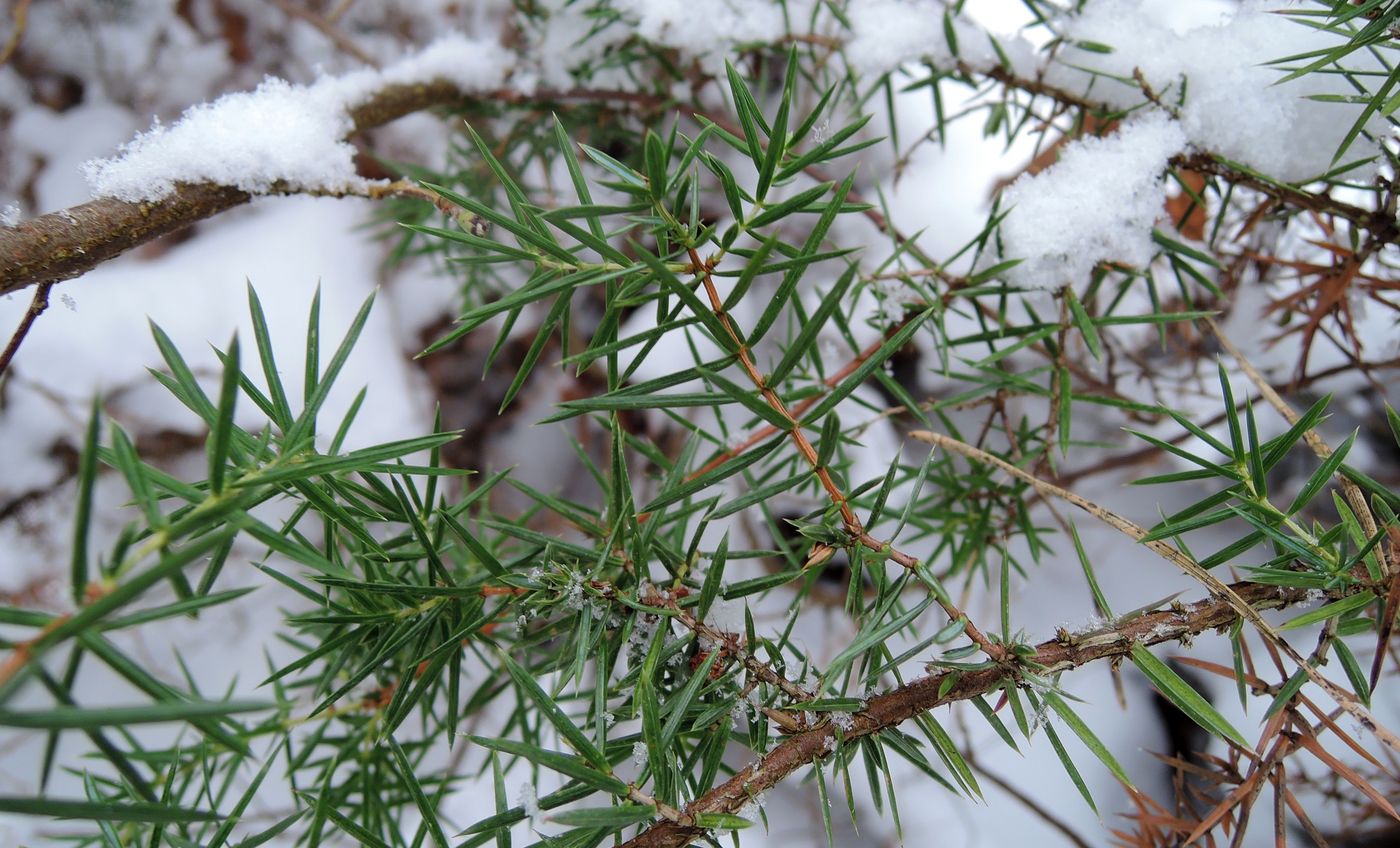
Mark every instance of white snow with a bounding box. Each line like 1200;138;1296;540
518;781;542;829
1052;0;1377;181
2;3;1396;848
996;112;1188;290
613;0;787;72
846;0;1378;182
83;33;513;203
845;0;1036;80
0;195;430;453
845;0;946;80
705;597;745;635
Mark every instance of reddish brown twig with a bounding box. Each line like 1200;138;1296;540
0;0;30;68
0;280;52;379
684;247;1005;661
620;578;1312;848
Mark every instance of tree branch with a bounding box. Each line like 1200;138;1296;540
621;579;1310;848
0;82;659;296
0;280;52;378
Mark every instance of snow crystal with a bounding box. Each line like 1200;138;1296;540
1143;621;1175;641
665;638;688;666
1029;698;1052;735
1;203;18;227
563;571;586;610
627;611;661;660
731;699;751;730
83;34;512;202
59;294;77;312
705;598;744;635
830;711;855;733
632;740;649;767
996;113;1187;290
518;781;543;829
737;792;766;821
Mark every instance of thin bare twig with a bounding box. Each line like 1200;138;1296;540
0;0;30;67
664;598;813;703
685;246;1006;661
966;755;1096;848
686;312;918;481
323;0;358;23
0;281;52;379
266;0;379;68
909;429;1400;755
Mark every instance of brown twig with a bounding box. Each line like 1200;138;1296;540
619;578;1312;848
685;246;1005;661
686;312;917;481
0;85;667;296
4;33;1398;305
323;0;358;23
0;280;52;379
909;429;1400;755
665;598;813;703
0;0;30;68
266;0;379;68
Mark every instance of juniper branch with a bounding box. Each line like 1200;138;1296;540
621;578;1312;848
910;429;1400;755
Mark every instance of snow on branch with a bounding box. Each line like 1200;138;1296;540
997;114;1187;291
847;0;1394;290
2;1;1397;301
83;34;512;202
0;34;624;297
0;77;469;297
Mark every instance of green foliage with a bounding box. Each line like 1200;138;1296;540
4;4;1399;847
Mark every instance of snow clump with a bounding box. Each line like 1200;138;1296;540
84;33;512;203
996;112;1188;290
1055;0;1380;181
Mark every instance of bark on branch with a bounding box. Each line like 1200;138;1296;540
621;580;1309;848
4;56;1394;299
0;82;657;297
0;80;471;296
